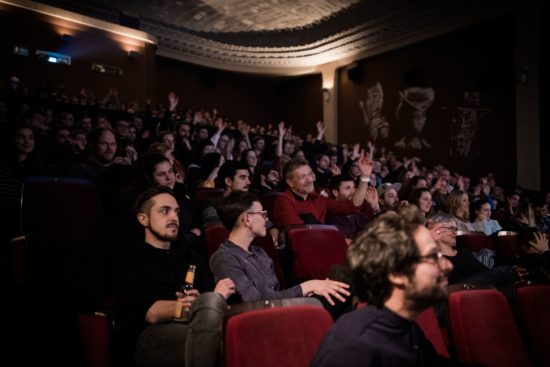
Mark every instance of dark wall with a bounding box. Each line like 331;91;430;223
156;57;322;133
338;17;516;185
0;4;153;102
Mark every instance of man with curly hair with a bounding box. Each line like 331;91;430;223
311;206;453;366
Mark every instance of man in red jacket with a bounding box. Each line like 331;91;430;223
273;151;373;228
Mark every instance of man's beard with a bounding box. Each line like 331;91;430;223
149;224;178;242
405;277;449;313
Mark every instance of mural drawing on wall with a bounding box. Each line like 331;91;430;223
358;82;390;143
446;91;491;158
393;87;435;151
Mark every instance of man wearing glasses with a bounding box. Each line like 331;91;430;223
210;190;350;306
312;206;454;366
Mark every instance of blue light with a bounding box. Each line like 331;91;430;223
47;56;58;63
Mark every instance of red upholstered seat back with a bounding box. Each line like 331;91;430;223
415;307;449;358
448;289;532;367
78;313;111;367
456;233;496;252
225;306;333;367
260;192;284;220
205;223;229;257
516;285;550;367
495;234;518;260
22;176;102;239
288;227;347;280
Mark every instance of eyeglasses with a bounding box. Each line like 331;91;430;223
246;210;268;220
416;251;444;265
441;226;458;232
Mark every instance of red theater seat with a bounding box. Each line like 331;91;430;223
448;289;532;367
287;226;346;280
456;232;495;252
225;305;332;367
516;285;550;367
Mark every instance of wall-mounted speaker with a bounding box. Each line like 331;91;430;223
403;66;425;87
346;62;363;83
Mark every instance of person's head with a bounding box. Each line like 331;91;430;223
136;153;175;190
196;126;209;141
409;176;428;190
114;120;130;139
349;206;452;310
427;212;458;248
54;126;71;146
472;200;492;221
14;126;35;156
377;182;401;209
316;154;330;171
176;122;191;140
217;160;251;193
134;186;179;244
218;132;231;152
242;149;258;168
447;190;470;221
260;166;280;188
347;159;361;179
283;140;295;156
71;130;87;151
283;158;315;196
331;174;356;201
253;136;265;152
158;131;175;151
133;116;143;131
218;191;267;237
507;192;521;210
88;128;117;164
61;112;74;128
409;188;432;215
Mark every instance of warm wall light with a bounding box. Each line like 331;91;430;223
322;88;331;102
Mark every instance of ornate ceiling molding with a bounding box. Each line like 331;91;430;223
147;0;514;74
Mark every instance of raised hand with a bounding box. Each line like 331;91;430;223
168;91;179;111
278;121;286;138
357;150;373;177
316;120;325;139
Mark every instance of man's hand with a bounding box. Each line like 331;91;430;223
214;278;236;299
174;289;200;310
528;232;549;253
357;150;374;177
278;121;286;138
301;279;350;306
365;186;379;212
316;121;325;140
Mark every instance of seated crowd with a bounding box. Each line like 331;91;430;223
1;76;549;366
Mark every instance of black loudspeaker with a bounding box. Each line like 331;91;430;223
403;66;425;87
120;12;140;30
347;62;363;83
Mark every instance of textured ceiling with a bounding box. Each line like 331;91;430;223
30;0;514;74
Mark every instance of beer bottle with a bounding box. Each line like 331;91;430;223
174;264;196;321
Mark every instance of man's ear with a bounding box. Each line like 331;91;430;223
224;177;233;188
388;272;408;288
137;213;149;227
332;189;340;199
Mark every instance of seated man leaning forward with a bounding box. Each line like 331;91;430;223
209;190;350;307
311;206;454;367
273;153;373;227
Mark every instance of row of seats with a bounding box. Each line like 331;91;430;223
456;232;520;260
221;285;550;367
